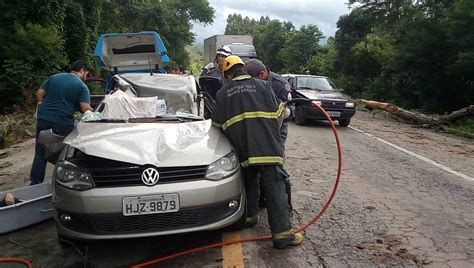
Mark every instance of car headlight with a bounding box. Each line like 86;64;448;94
345;102;355;108
311;100;322;107
205;152;239;181
54;161;93;191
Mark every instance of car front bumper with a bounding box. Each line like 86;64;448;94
53;171;244;240
302;106;356;120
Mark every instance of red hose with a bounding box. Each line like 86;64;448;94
0;258;33;267
131;102;342;268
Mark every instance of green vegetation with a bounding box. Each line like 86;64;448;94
186;45;204;77
225;0;474;114
1;0;472;142
225;15;323;73
449;117;474;135
0;0;215;113
0;111;36;149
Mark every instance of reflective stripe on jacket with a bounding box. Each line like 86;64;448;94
211;75;283;167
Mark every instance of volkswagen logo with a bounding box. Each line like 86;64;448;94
141;168;159;186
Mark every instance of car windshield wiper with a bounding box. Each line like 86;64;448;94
298;86;318;91
129;116;183;123
84;119;127;123
128;114;204;123
175;112;204;121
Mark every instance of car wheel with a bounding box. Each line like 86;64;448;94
294;106;306;125
338;118;351;127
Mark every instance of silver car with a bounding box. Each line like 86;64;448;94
42;72;245;241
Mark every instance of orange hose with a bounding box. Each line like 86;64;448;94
0;258;33;267
131;102;342;268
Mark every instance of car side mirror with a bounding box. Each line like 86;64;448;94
338;88;344;92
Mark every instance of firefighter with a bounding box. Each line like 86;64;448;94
200;45;232;80
244;59;294;213
211;55;303;249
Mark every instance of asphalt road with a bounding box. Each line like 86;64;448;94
0;111;473;267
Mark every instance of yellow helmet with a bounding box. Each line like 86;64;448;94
223;55;244;72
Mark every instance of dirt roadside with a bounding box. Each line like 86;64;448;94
350;111;474;177
0;139;54;191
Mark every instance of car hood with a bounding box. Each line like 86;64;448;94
63;120;232;167
297;89;349;101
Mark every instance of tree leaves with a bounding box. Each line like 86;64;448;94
334;0;474;113
225;14;323;73
0;0;215;112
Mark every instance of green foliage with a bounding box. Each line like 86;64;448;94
187;45;203;77
332;0;474;113
95;0;214;71
307;44;337;77
225;14;263;35
0;0;215;113
281;25;324;73
253;20;288;71
449;116;474;135
63;2;89;63
0;112;36;148
224;14;323;73
1;24;67;109
223;2;470;114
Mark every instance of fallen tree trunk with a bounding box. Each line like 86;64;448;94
356;99;474;127
437;105;474;125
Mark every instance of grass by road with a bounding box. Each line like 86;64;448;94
0;111;35;149
450;116;474;134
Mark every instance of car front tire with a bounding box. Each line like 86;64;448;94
338;118;351;127
294;106;307;125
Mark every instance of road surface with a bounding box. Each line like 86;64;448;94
0;111;472;267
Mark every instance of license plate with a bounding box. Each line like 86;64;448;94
327;111;341;117
122;194;179;216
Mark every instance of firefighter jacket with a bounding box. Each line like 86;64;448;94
211;74;285;167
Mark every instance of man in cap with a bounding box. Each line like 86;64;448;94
244;59;294;213
211;55;303;249
30;60;93;185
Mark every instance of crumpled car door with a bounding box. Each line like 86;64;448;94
199;76;222;117
37;129;67;164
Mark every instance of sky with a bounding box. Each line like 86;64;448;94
192;0;353;44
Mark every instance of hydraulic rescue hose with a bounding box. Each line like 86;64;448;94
131;98;343;268
0;258;33;267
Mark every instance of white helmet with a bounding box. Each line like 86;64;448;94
216;45;232;57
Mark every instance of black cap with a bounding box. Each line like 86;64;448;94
70;60;94;72
244;59;267;77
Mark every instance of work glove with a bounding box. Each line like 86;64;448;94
5;193;15;205
277;102;290;128
81;110;103;121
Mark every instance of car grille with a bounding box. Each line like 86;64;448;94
321;101;346;108
90;165;208;187
57;197;239;235
70;152;208;187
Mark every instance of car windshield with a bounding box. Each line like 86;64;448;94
297;77;338;91
91;74;203;122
